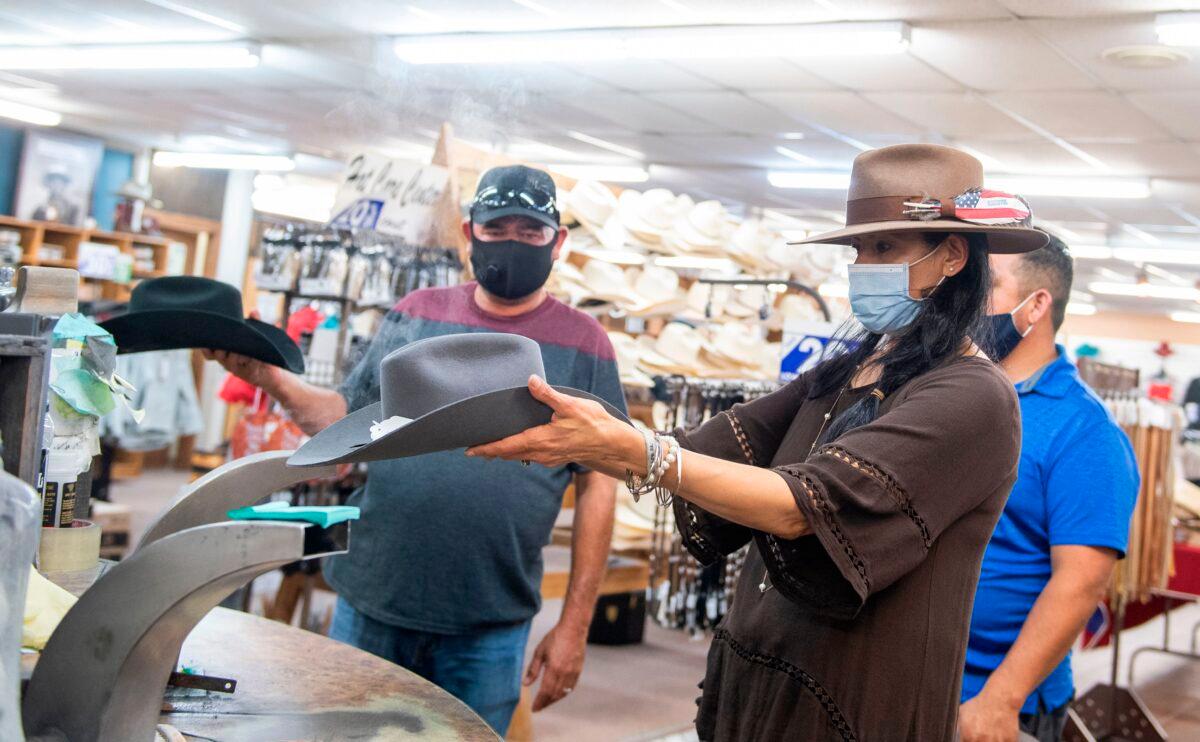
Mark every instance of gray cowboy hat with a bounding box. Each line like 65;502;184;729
287;332;629;467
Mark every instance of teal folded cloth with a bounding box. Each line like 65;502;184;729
227;501;360;528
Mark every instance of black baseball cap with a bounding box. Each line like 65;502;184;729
469;165;559;230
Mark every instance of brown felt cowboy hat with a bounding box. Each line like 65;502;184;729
790;144;1048;254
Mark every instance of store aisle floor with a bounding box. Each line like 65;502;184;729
109;471;1200;740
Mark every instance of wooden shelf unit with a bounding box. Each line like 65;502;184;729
0;215;177;302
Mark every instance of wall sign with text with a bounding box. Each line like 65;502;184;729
328;154;449;246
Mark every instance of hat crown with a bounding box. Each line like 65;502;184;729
129;276;243;319
379;333;545;420
848;143;983;201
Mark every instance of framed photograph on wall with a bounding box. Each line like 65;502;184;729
14;129;104;227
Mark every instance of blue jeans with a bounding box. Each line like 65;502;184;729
330;597;531;734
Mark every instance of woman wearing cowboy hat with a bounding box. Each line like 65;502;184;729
468;144;1047;741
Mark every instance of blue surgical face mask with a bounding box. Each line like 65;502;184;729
847;244;944;335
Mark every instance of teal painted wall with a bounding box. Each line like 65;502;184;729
92;147;134;231
0;122;134;227
0;124;24;215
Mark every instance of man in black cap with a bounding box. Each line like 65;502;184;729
209;165;626;733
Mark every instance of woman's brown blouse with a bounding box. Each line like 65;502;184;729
672;357;1020;741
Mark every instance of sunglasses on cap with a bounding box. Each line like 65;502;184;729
471;185;559;217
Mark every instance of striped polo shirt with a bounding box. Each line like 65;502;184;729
325;281;627;633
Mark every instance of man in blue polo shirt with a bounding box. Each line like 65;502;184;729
958;234;1139;742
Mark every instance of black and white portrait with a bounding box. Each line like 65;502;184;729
15;129;104;227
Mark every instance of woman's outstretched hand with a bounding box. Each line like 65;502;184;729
466;375;635;474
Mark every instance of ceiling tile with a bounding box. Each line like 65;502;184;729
1126;91;1200;139
792;53;964;92
909;21;1099;92
1024;17;1200;92
986;91;1172;140
651;91;809;134
672;58;836;91
953;140;1093;175
864;92;1039;140
1077;142;1200;179
564;61;721;92
751;92;928;141
585;93;729;134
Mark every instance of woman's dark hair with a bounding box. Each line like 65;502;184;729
809;231;992;444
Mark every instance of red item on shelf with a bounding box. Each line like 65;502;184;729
287;305;324;343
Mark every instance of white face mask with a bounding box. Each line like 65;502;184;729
847;244;944;334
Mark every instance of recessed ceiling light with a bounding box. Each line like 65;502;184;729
1102;44;1190;69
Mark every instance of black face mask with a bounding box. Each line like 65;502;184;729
979;293;1036;361
470;236;555;301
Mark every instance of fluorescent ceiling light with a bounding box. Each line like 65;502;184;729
768;171;851;190
0;99;60;126
1112;247;1200;266
989;175;1150;199
818;282;849;298
774;146;819;165
565;131;644;160
0;43;260;70
153;151;295;171
548;164;649;183
781;132;807;140
393;22;909;64
1069;244;1114;260
1088;281;1200;301
1157;12;1200;47
1065;302;1097;316
511;0;559;16
1171;311;1200;324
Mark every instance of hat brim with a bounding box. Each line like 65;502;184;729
789;220;1048;254
472;204;559;231
287;384;629;467
101;309;305;373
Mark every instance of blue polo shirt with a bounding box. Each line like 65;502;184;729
962;346;1138;714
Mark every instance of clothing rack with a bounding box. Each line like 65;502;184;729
1068;361;1174;742
647;376;777;635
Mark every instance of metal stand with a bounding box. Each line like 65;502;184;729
1069;597;1169;742
1128;588;1200;685
694;277;832;322
137;449;337;550
22;519;349;742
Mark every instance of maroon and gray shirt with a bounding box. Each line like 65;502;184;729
325;282;627;633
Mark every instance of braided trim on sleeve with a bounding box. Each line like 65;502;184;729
776;465;869;591
680;501;720;563
726;410;757;466
819;445;931;548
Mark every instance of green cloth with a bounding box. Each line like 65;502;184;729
52;313;113;345
227;501;360;528
50;367;116;417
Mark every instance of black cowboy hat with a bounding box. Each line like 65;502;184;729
100;276;304;372
287;332;628;467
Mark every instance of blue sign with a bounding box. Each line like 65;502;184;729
780;320;852;382
328;198;384;230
